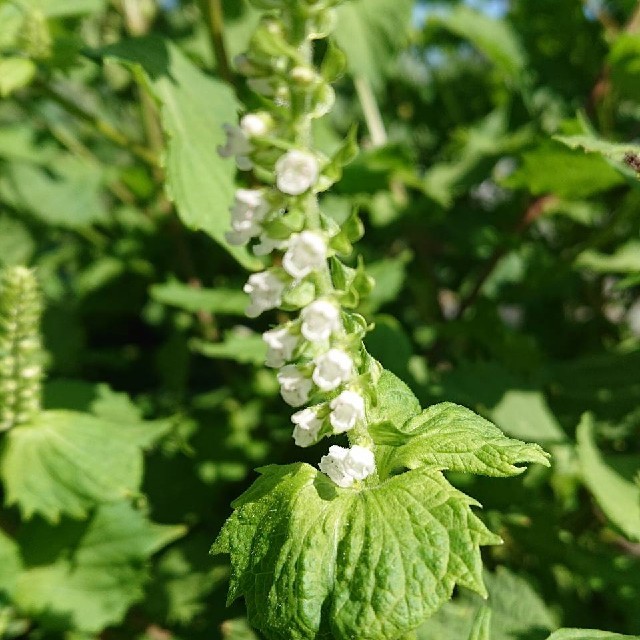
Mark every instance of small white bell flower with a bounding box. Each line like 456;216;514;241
277;365;313;407
253;232;288;256
319;445;376;487
313;348;353;392
291;407;323;447
243;271;285;318
275;150;319;195
300;299;340;342
225;189;269;246
263;326;298;368
329;390;365;433
282;231;327;279
217;123;253;171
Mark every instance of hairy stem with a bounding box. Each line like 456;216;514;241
201;0;234;86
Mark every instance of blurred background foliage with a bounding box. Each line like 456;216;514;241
0;0;639;638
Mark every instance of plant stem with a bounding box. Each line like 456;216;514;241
38;82;160;167
201;0;234;86
354;75;387;147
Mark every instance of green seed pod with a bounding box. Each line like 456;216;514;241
0;266;44;432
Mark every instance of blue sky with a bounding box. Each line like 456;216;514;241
414;0;509;25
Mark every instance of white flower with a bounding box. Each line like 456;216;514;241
277;365;313;407
225;189;269;246
300;299;340;342
263;326;298;368
291;407;323;447
329;390;365;433
319;445;376;488
275;150;319;195
345;445;376;481
243;271;285;318
282;231;327;279
253;232;287;256
240;113;270;137
217;124;253;171
313;348;353;392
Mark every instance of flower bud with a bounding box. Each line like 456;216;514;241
240;112;272;138
290;66;317;86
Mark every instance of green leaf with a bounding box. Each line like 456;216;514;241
418;566;557;640
575;241;640;275
367;368;421;430
0;216;34;268
547;631;640;640
468;607;492;640
13;502;184;633
504;141;626;199
0;159;109;227
426;6;526;79
554;134;640;164
0;530;22;597
191;330;266;365
212;463;500;640
0;58;36;97
23;0;106;17
150;280;248;315
0;410;151;522
363;250;412;314
145;536;228;625
334;0;414;90
371;402;550;478
436;363;566;444
102;37;259;270
576;414;640;541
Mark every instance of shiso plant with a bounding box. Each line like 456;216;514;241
210;1;550;638
0;0;640;639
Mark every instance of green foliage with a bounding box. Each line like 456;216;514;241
103;37;258;269
0;0;638;638
577;414;640;542
213;462;500;640
467;607;492;640
370;402;550;478
334;0;414;90
13;502;184;632
0;409;167;522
